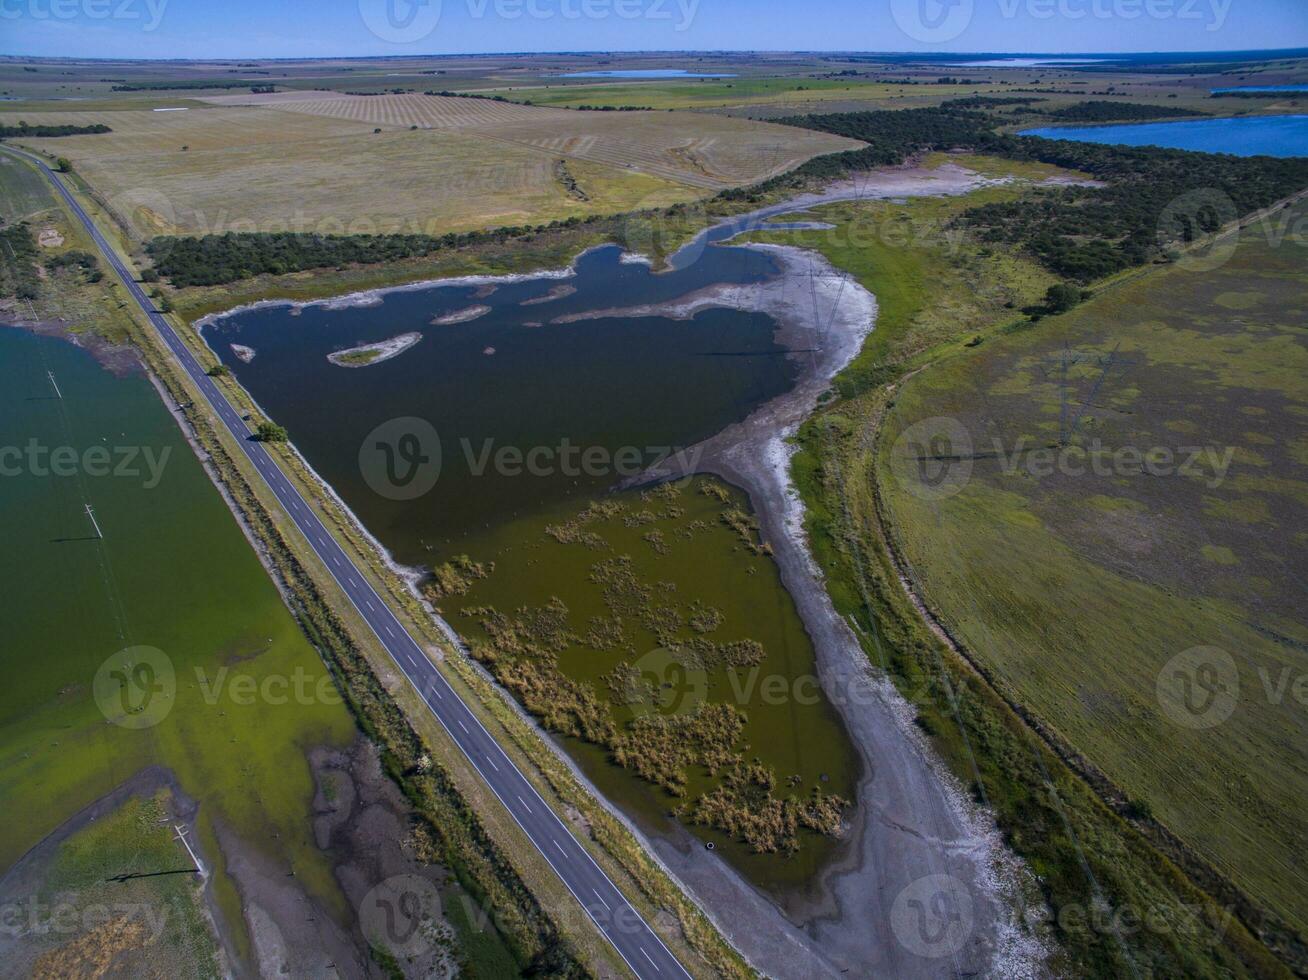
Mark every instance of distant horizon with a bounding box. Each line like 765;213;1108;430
3;46;1307;62
3;0;1303;62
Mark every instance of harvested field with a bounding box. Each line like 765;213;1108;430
6;96;857;239
202;92;861;188
878;199;1308;939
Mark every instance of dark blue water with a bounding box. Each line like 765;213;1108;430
558;70;736;78
1020;115;1308;157
204;245;795;566
1211;85;1308;93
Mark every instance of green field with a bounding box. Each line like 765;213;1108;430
879;201;1308;939
448;476;859;892
0;327;357;952
486;77;987;110
740;169;1300;975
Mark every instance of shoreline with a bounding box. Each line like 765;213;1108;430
616;244;1044;978
187;162;1051;979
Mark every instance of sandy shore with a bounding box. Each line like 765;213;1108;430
327;330;421;367
600;242;1043;978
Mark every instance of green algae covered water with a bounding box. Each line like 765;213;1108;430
203;242;864;892
0;328;355;943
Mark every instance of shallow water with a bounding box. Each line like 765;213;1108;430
201;235;867;894
205;244;796;568
1020;114;1308;157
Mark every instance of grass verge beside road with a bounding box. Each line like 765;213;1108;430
20;146;749;979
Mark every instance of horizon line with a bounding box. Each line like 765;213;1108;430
2;46;1306;63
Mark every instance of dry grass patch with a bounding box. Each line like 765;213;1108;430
7;104;700;238
202;92;862;189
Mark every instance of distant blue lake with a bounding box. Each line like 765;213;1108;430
558;69;736;79
1020;115;1308;157
1211;85;1308;93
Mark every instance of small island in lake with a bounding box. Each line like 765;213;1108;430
327;331;422;368
431;305;491;325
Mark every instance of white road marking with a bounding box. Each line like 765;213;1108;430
593;889;610;910
641;948;661;971
517;794;531;812
457;718;469;734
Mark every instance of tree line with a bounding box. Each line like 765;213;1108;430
773;104;1308;281
146;216;608;287
0;122;111;138
1043;100;1202;121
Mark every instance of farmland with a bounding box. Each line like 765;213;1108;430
878;199;1308;940
2;94;858;241
736;164;1308;975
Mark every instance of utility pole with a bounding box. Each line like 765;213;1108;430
84;503;103;539
173;824;207;879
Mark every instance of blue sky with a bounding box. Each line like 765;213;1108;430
2;0;1305;59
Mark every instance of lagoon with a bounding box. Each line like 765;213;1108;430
1211;85;1308;93
558;69;736;78
1020;114;1308;157
205;244;795;568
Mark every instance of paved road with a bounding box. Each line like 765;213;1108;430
12;148;690;980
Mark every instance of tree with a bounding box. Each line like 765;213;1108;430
255;421;288;443
206;364;230;377
55;157;72;173
1044;282;1084;314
